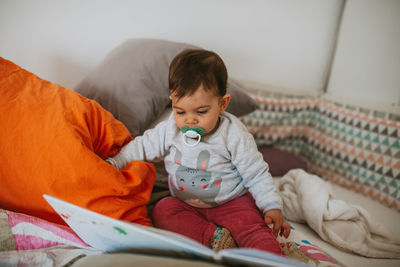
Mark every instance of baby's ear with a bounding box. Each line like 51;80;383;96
220;94;231;113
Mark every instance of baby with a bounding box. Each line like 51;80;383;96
107;49;290;254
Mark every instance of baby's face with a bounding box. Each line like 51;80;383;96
170;85;229;136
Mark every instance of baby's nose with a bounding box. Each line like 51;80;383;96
185;115;198;124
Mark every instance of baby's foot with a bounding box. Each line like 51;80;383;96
210;226;237;251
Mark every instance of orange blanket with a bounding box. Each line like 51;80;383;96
0;58;155;225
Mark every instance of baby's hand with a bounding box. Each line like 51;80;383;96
264;209;291;238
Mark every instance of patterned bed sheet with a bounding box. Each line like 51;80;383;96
0;208;100;266
0;208;341;267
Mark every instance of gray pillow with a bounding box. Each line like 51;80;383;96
74;38;259;136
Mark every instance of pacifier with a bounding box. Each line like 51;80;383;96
181;126;205;147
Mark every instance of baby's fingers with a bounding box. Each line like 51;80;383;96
273;219;282;236
264;216;273;225
280;222;291;238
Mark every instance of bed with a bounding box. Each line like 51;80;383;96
1;39;399;267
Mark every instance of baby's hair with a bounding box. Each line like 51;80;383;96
169;49;227;98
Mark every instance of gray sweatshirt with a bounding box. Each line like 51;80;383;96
109;112;282;213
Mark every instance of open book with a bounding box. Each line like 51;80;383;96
43;194;307;267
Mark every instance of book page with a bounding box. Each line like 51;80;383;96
43;194;216;260
44;195;308;266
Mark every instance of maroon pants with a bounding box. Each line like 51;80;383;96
152;194;284;255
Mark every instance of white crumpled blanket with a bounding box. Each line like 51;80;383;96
278;169;400;258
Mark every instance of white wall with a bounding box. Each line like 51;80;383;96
1;0;398;114
0;0;342;95
327;0;400;113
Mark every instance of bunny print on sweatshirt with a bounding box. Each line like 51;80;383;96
170;149;222;208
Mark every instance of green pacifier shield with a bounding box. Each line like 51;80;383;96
181;126;205;137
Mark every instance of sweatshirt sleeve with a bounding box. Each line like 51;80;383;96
109;120;169;170
228;119;282;213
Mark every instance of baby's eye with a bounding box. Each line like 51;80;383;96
176;111;185;115
197;110;208;115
